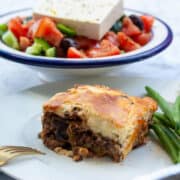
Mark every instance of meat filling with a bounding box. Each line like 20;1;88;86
40;112;123;162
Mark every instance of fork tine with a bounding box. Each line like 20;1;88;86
0;146;45;155
0;146;45;167
0;146;38;151
3;149;41;154
10;151;43;156
10;150;45;155
2;147;42;153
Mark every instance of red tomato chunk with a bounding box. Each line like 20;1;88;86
19;36;31;51
118;32;140;52
141;15;154;33
122;17;141;37
8;17;28;39
103;31;120;47
67;47;86;58
30;17;64;47
132;32;152;46
86;40;121;58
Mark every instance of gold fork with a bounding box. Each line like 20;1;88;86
0;146;45;166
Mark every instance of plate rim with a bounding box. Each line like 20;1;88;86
0;8;173;69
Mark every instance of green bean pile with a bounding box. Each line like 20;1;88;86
146;86;180;164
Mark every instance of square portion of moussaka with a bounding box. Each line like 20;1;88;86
40;85;157;162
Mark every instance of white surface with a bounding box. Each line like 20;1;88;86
34;0;123;40
0;77;179;180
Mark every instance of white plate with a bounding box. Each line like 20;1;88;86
0;77;179;180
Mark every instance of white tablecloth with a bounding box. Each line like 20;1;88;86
0;0;180;95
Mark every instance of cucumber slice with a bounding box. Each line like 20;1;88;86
0;24;8;37
26;44;42;55
2;30;19;49
45;47;56;57
34;38;51;51
57;23;76;37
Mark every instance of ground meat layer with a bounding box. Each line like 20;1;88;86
40;112;123;162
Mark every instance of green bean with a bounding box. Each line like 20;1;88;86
153;116;162;124
173;96;180;129
161;125;180;150
178;151;180;163
145;86;176;128
153;112;172;127
151;124;178;163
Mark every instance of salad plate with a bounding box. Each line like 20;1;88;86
0;8;173;77
0;76;179;180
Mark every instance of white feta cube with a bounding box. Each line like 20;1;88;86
33;0;124;40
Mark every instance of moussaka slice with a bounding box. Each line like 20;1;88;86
40;85;157;162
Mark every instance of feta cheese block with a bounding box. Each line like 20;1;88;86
33;0;124;40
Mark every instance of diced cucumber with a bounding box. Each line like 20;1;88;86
45;47;56;57
2;30;19;49
0;24;8;32
0;24;8;37
57;23;77;37
26;44;42;55
34;38;51;51
26;38;56;57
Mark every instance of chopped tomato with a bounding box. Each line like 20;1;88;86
86;40;120;58
141;15;154;32
122;17;141;37
67;47;85;58
19;36;31;51
103;31;120;47
75;36;98;49
30;17;63;46
8;17;28;39
118;32;140;52
132;32;152;46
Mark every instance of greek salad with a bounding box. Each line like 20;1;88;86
0;14;154;58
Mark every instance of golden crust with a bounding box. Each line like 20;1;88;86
44;85;157;127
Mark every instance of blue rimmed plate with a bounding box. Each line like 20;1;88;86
0;8;173;77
